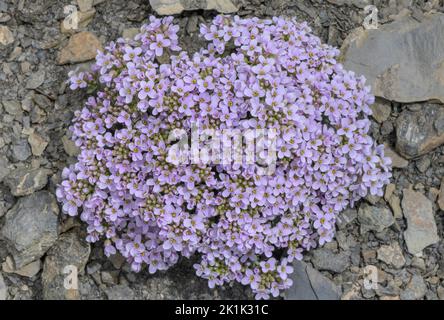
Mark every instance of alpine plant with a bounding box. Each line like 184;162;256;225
57;15;392;299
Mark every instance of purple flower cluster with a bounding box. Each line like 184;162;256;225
57;15;391;299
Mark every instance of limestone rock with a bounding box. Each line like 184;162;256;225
377;243;406;269
358;203;394;233
396;104;444;159
0;25;14;46
285;260;341;300
28;131;48;156
149;0;238;15
341;14;444;103
384;144;408;168
57;32;102;65
311;248;350;273
42;229;91;300
1;191;59;268
402;189;439;255
4;167;51;196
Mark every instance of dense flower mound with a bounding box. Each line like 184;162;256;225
57;15;391;299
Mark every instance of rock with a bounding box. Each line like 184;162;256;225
108;253;125;269
28;131;48;156
101;271;118;285
0;25;13;46
105;284;135;300
62;134;80;157
149;0;238;15
438;178;444;211
284;260;341;300
122;28;139;40
61;10;95;34
384;144;408;168
186;15;199;34
2;256;41;278
77;0;94;12
358;203;394;233
396;104;444;159
402;189;439;255
400;274;427;300
438;286;444;300
4;167;51;196
370;100;391;123
311;248;350;273
0;186;13;218
416;157;431;173
1;191;59;268
25;69;45;89
149;0;184;15
340;14;444;103
411;257;426;271
57;32;102;65
388;195;403;219
2;100;22;116
205;0;238;12
377;243;406;269
384;183;396;202
86;262;101;275
336;208;357;229
0;156;11;182
0;272;6;300
42;229;91;300
11;139;31;161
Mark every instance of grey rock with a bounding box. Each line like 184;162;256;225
400;274;427;300
25;69;45;89
396;104;444;159
77;0;94;12
0;272;6;300
2;100;22;116
0;186;14;218
57;32;103;65
101;271;118;285
1;191;59;268
285;260;341;300
0;156;11;182
4;167;51;196
388;195;403;219
370;100;391;123
311;248;350;273
384;144;408;169
122;28;139;40
377;243;406;269
105;284;135;300
415;157;430;173
410;257;426;271
336;208;357;229
28;131;48;156
438;178;444;211
437;286;444;300
42;229;91;300
149;0;238;15
2;256;41;278
358;203;394;233
62;134;80;157
11;140;31;162
0;25;13;46
402;189;439;255
341;14;444;103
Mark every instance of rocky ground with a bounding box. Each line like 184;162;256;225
0;0;443;300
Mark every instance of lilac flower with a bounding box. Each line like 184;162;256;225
57;15;391;300
150;33;171;56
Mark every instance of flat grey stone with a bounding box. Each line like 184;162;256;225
1;191;59;268
285;261;341;300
